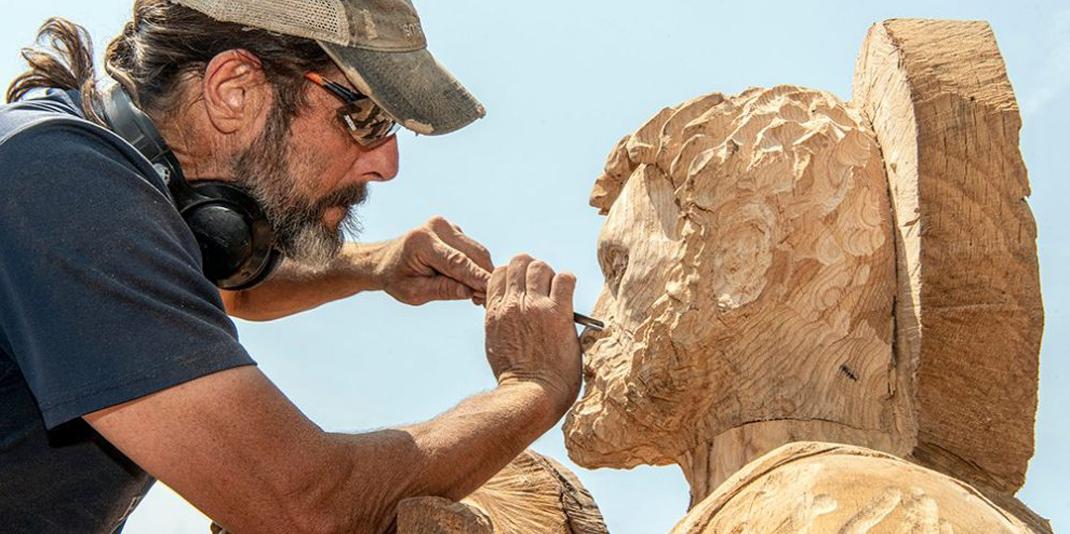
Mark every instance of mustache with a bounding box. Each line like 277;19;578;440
314;183;369;213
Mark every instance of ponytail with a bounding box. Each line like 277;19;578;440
5;18;101;121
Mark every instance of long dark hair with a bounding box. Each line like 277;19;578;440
6;0;334;125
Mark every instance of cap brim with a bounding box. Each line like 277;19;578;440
319;42;485;136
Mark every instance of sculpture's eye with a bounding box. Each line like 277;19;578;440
598;244;630;295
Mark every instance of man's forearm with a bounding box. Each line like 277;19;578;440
85;366;568;534
222;242;387;321
312;382;562;532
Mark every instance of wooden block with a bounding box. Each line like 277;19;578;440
852;19;1043;495
397;450;607;534
396;497;493;534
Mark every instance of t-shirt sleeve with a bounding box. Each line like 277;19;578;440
0;120;256;429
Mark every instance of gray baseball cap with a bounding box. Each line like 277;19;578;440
172;0;485;135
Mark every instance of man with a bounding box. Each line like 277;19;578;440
0;1;582;532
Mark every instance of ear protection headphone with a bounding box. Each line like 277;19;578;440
97;82;283;291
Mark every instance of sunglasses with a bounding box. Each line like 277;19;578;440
305;72;400;147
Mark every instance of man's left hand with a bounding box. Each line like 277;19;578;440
372;216;494;306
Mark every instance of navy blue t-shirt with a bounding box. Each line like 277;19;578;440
0;89;256;532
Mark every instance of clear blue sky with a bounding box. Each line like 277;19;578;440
2;2;1066;532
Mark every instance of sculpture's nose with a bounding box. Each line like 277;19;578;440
580;325;606;354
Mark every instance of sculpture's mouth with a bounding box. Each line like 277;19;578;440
576;321;633;404
564;323;655;467
566;325;615;431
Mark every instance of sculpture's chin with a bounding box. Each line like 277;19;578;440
564;324;691;468
563;395;643;469
563;382;675;469
565;334;637;467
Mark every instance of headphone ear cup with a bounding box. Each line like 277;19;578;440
97;82;281;290
184;202;254;282
181;182;278;290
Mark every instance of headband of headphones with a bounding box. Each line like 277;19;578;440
98;82;282;290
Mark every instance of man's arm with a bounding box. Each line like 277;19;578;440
223;217;494;321
86;366;559;534
220;242;386;321
88;254;582;533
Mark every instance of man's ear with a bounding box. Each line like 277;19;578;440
201;49;271;135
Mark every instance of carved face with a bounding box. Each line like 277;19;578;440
564;86;896;469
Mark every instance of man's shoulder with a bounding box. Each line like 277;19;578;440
0;90;166;195
0;91;189;263
0;88;95;144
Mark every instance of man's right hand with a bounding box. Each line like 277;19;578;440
484;254;583;417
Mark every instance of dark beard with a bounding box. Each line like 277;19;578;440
230;109;368;268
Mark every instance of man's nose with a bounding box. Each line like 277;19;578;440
359;135;400;182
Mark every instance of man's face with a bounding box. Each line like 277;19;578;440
232;69;400;267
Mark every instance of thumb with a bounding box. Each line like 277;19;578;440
550;272;577;312
411;276;476;304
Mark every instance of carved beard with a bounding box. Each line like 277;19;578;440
231;106;368;268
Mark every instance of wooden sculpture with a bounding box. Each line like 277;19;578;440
564;18;1048;533
395;450;607;533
